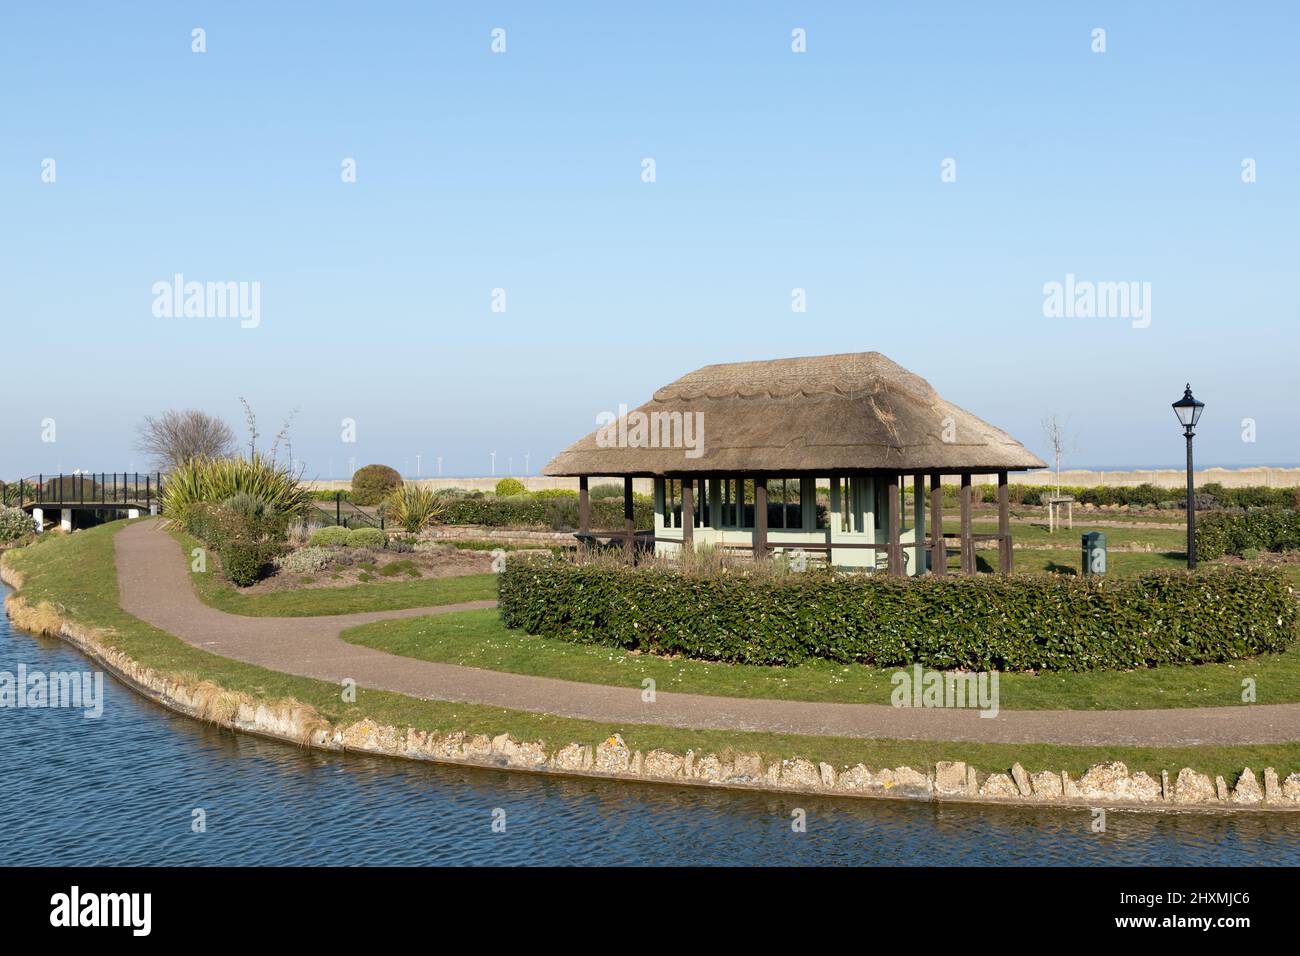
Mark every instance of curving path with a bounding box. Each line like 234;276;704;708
114;519;1300;747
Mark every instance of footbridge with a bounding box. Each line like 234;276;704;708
1;473;164;532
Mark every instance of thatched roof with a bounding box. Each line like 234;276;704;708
544;351;1047;476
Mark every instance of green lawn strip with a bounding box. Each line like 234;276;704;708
962;547;1188;577
341;608;1300;711
173;530;497;616
5;522;1298;780
944;519;1187;551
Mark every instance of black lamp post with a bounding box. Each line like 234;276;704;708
1171;384;1205;569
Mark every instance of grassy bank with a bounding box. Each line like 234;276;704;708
3;521;1299;780
342;608;1300;711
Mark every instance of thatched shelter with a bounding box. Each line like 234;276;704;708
544;352;1045;575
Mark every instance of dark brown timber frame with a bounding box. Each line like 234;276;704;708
572;469;1015;573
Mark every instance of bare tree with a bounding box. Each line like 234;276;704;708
136;409;237;470
1040;414;1077;496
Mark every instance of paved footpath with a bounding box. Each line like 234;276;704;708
114;519;1300;747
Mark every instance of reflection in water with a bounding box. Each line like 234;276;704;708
2;586;1298;866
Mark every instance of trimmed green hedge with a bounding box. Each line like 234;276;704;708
1201;483;1299;510
530;488;579;501
309;489;353;502
1196;508;1300;560
498;560;1298;672
441;495;653;531
920;482;1299;509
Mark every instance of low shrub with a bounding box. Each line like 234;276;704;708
499;559;1298;672
219;493;289;541
346;527;388;549
309;526;352;547
1196;508;1300;560
309;489;353;502
494;477;526;497
588;483;625;500
379;559;420;578
530;488;578;500
219;540;269;587
275;546;336;574
434;487;484;499
0;506;32;544
1201;483;1297;510
183;500;285;587
350;464;402;506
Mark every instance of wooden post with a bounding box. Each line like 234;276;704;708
998;470;1011;573
960;473;973;573
887;475;902;577
912;472;924;574
681;479;694;552
930;472;944;575
577;476;591;558
754;477;767;559
623;476;634;563
579;476;590;532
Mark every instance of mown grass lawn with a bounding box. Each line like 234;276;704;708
342;607;1300;711
4;520;1299;780
174;531;497;616
977;548;1188;576
954;518;1189;552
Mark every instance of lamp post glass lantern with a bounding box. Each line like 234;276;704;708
1171;384;1204;569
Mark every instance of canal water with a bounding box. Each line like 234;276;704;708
2;586;1298;866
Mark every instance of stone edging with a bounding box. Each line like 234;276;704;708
2;559;1299;813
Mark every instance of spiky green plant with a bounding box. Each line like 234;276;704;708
385;485;445;533
162;454;312;522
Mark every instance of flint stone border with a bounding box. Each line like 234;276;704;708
1231;768;1262;805
1011;762;1032;796
934;761;968;797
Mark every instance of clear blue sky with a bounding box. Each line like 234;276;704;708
3;2;1296;478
